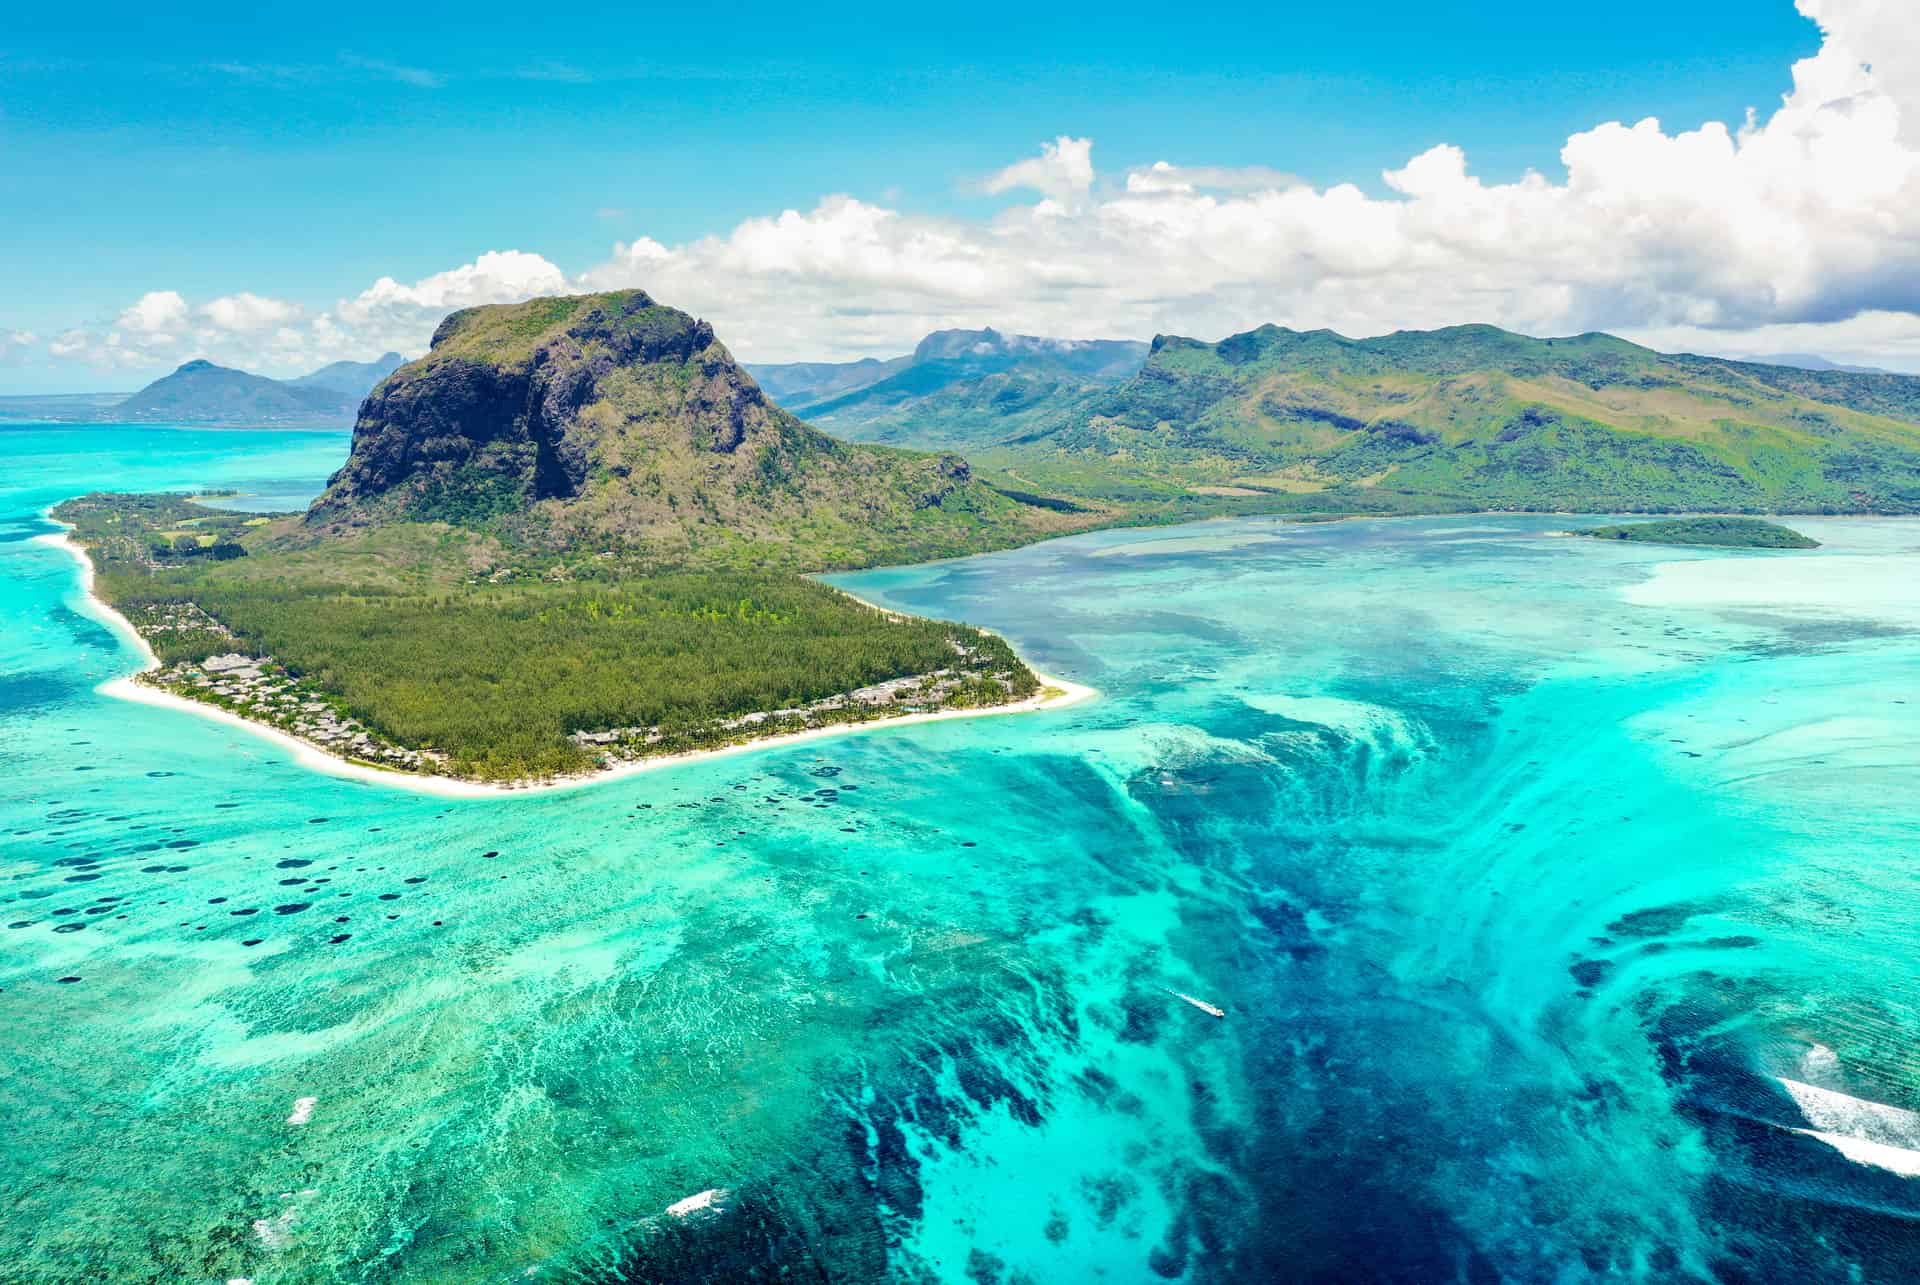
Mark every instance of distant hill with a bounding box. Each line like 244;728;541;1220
307;292;1084;566
1749;353;1895;376
750;354;912;405
751;328;1150;450
114;354;401;426
288;352;403;395
117;360;353;424
915;323;1920;514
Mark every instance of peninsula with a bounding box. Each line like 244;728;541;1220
53;291;1097;788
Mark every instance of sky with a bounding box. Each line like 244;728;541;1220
3;0;1917;391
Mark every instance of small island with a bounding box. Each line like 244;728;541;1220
1577;517;1820;549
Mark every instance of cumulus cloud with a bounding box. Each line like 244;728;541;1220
0;330;37;364
115;291;190;341
27;0;1920;379
201;292;303;333
330;249;571;352
563;0;1920;364
978;136;1096;206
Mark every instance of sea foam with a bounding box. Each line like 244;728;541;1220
1780;1078;1920;1178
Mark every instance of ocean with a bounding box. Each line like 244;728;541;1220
2;423;1916;1282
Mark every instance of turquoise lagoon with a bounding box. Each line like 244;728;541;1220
1;423;1916;1282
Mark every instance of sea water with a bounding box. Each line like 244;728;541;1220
0;423;1915;1282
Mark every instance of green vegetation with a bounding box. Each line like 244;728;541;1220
752;328;1147;452
48;294;1126;783
1578;517;1820;548
56;492;1039;781
308;293;1096;565
91;303;1908;783
768;323;1920;518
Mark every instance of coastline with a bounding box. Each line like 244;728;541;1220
35;524;1097;799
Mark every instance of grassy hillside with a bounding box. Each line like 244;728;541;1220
816;324;1920;514
754;328;1148;453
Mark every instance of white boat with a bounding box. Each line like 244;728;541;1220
1168;989;1225;1018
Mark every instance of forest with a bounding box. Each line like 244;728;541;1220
55;493;1040;780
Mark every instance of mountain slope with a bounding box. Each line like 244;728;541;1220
998;324;1920;512
290;352;404;395
116;354;401;426
752;328;1149;451
749;354;912;404
307;292;1080;568
117;360;356;425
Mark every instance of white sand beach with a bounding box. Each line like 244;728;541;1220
38;524;1097;798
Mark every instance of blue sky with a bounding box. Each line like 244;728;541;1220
10;0;1911;390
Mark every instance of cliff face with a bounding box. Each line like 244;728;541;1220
305;291;1056;566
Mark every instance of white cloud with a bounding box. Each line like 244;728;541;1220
337;250;569;325
25;0;1920;380
0;330;37;364
201;292;303;333
115;291;190;341
339;54;446;89
979;136;1096;205
1124;162;1304;194
565;0;1920;365
1799;0;1920;140
1626;309;1920;371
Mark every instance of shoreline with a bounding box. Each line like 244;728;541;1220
34;524;1097;799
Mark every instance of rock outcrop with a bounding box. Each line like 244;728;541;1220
305;291;1050;565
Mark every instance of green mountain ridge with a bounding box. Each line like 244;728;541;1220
751;327;1149;451
929;323;1920;513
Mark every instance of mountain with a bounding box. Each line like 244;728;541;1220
978;324;1920;513
289;351;404;395
751;328;1150;450
749;354;912;405
1749;353;1896;376
59;291;1082;782
116;354;400;426
307;291;1081;566
116;359;353;424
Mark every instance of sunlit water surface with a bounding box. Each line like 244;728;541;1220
2;423;1916;1282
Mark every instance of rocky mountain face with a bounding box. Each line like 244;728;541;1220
305;291;1070;566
